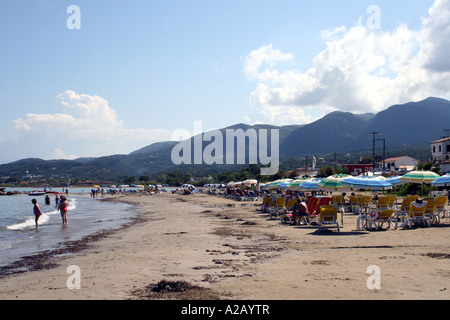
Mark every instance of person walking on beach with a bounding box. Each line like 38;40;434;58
59;195;68;224
31;198;42;229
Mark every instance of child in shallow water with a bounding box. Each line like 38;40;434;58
31;198;42;229
59;196;68;224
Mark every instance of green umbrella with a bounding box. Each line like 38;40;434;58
279;179;308;189
400;170;440;196
318;174;350;192
262;179;292;189
400;170;440;183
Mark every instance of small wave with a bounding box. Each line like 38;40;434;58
6;198;77;231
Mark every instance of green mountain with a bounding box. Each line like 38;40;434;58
0;97;448;182
279;111;375;156
366;97;450;146
280;97;450;157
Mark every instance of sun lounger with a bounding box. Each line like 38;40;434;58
404;201;431;228
424;198;439;224
368;209;397;230
270;197;286;220
435;196;448;222
317;205;340;232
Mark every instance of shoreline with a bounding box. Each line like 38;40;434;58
0;208;144;279
0;192;449;300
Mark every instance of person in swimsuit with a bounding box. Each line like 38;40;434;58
59;195;68;224
289;198;310;225
31;198;42;229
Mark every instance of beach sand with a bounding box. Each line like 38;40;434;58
0;192;449;300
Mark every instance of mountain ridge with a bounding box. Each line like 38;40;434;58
0;97;448;181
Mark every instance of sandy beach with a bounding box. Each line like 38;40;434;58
0;191;449;301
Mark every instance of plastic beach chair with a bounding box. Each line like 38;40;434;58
406;202;431;228
368;209;397;230
435;196;449;222
318;205;340;232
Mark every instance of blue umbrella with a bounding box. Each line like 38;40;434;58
300;178;323;190
341;176;393;191
431;173;450;187
385;176;404;186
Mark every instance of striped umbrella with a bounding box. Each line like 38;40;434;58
400;170;440;196
262;179;292;189
400;170;440;184
278;179;308;189
318;175;350;191
341;176;392;191
385;176;404;186
431;173;450;187
300;178;323;190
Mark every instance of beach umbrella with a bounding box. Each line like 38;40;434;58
400;170;440;183
431;173;450;187
400;170;440;196
341;176;393;191
278;179;308;189
385;176;403;186
261;179;292;189
384;176;405;196
242;179;258;186
299;178;323;190
318;175;350;191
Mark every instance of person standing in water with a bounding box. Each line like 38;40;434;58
31;198;42;229
59;195;68;224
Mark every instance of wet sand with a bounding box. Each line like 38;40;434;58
0;192;449;300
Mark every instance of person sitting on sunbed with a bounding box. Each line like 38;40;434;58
289;198;310;225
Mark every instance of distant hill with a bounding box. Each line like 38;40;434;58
0;97;448;181
280;111;375;157
280;97;450;157
366;97;450;146
129;141;178;156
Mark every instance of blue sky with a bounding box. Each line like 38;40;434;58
1;0;448;164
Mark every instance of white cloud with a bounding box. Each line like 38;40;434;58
0;90;172;163
243;44;295;81
244;0;450;125
320;25;347;41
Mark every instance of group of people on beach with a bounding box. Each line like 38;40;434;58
31;195;69;229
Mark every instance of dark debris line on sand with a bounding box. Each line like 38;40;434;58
130;280;222;300
0;214;147;279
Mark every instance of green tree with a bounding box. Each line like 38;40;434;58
318;166;336;178
156;173;167;184
123;176;136;185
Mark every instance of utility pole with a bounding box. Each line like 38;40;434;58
377;138;386;173
334;152;337;169
370;132;380;173
305;156;308;177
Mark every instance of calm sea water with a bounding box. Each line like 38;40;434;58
0;189;138;267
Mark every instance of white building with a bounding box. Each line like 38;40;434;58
382;156;419;173
430;137;450;173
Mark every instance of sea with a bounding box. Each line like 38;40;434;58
0;188;138;267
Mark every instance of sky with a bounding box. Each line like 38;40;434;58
1;0;449;164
